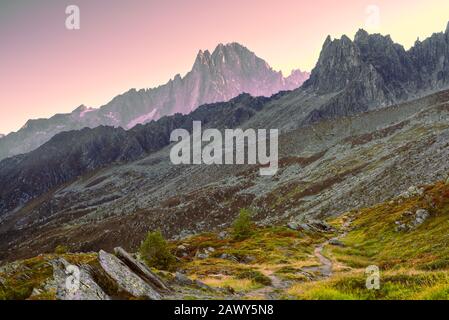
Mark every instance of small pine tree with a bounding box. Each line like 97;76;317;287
139;230;176;270
232;208;254;240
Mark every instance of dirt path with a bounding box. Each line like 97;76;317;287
246;218;353;299
302;217;352;279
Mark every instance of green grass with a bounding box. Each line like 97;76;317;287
329;181;449;271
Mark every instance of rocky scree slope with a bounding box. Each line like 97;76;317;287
1;89;449;262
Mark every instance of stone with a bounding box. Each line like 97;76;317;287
219;253;238;262
174;272;194;286
195;250;209;259
174;272;213;291
241;255;256;264
114;247;169;292
194;279;214;291
218;231;229;240
197;253;209;259
414;209;429;226
98;250;161;300
329;238;344;247
395;224;408;232
287;222;300;231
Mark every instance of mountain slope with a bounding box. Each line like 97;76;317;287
0;43;309;161
1;88;449;262
0;94;271;217
2;23;449;262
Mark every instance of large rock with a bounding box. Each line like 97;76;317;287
414;209;430;226
52;258;110;300
114;247;170;292
98;250;161;300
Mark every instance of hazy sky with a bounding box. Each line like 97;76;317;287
1;0;449;134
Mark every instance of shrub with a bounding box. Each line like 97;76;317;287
54;245;69;254
237;270;272;286
139;230;176;270
231;208;254;240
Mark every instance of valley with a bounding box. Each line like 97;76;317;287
1;22;449;301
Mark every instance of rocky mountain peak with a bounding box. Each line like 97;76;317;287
303;34;362;94
72;105;90;113
354;29;369;42
446;21;449;34
193;49;212;70
322;35;332;49
304;23;449;123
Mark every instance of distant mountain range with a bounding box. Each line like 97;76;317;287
0;43;309;160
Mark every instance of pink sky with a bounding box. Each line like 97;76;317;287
1;0;449;134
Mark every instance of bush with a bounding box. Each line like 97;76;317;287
54;245;69;254
231;208;254;240
237;270;272;286
139;230;176;270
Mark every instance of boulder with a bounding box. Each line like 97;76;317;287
218;231;229;240
287;222;300;231
414;209;429;226
288;219;334;233
114;247;169;293
329;238;344;247
52;258;110;300
241;255;256;264
174;272;213;291
195;250;209;259
98;250;161;300
174;272;194;286
219;253;239;262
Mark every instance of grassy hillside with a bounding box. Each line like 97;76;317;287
2;179;449;300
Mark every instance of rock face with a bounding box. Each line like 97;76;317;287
0;43;309;161
52;258;110;300
98;250;161;300
303;24;449;122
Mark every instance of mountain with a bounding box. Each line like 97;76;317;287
2;88;449;262
0;94;271;217
2;23;449;262
0;134;4;139
0;43;309;161
303;23;449;122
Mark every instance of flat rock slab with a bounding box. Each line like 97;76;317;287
98;250;161;300
114;247;170;292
